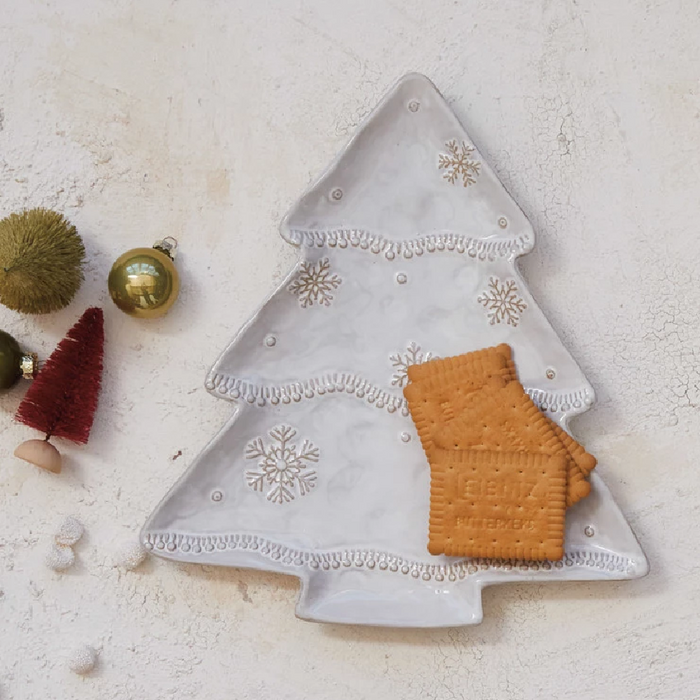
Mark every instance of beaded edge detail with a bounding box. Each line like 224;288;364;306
143;531;636;579
205;371;595;418
286;229;534;261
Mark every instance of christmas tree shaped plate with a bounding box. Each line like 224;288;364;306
142;74;648;627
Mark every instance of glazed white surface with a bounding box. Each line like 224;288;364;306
0;0;696;696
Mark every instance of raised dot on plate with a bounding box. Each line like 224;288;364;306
396;273;408;285
211;490;223;502
546;368;556;380
408;100;420;112
400;432;411;443
498;216;508;229
265;335;277;347
330;188;343;201
584;525;595;537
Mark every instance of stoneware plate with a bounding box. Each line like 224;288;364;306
142;74;648;627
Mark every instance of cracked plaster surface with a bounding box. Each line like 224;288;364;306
1;1;699;698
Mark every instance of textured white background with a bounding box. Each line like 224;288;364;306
0;1;697;698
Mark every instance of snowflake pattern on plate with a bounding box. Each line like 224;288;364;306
478;277;527;327
288;258;342;308
245;425;319;504
389;342;433;387
438;139;481;187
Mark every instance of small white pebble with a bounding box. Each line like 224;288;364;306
114;540;147;571
67;645;97;675
55;516;84;546
45;544;75;571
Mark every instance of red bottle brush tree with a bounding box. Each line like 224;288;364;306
14;307;104;473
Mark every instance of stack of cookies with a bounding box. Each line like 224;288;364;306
404;344;596;561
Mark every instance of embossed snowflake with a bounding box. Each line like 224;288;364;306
389;342;433;387
478;277;527;327
245;425;319;504
438;139;481;187
288;258;342;308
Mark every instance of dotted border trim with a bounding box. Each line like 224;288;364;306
143;531;635;580
206;372;410;415
205;371;594;417
286;229;534;261
527;387;595;415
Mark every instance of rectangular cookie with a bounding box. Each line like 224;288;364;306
428;448;566;560
404;345;514;454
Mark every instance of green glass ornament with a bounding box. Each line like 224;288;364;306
0;330;37;390
0;209;85;314
108;238;180;319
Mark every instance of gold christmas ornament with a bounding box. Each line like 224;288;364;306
108;238;180;319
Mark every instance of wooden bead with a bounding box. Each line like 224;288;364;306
14;439;62;473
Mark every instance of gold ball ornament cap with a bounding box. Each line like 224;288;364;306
20;353;39;380
108;238;180;319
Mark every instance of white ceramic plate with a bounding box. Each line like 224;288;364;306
142;74;648;627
